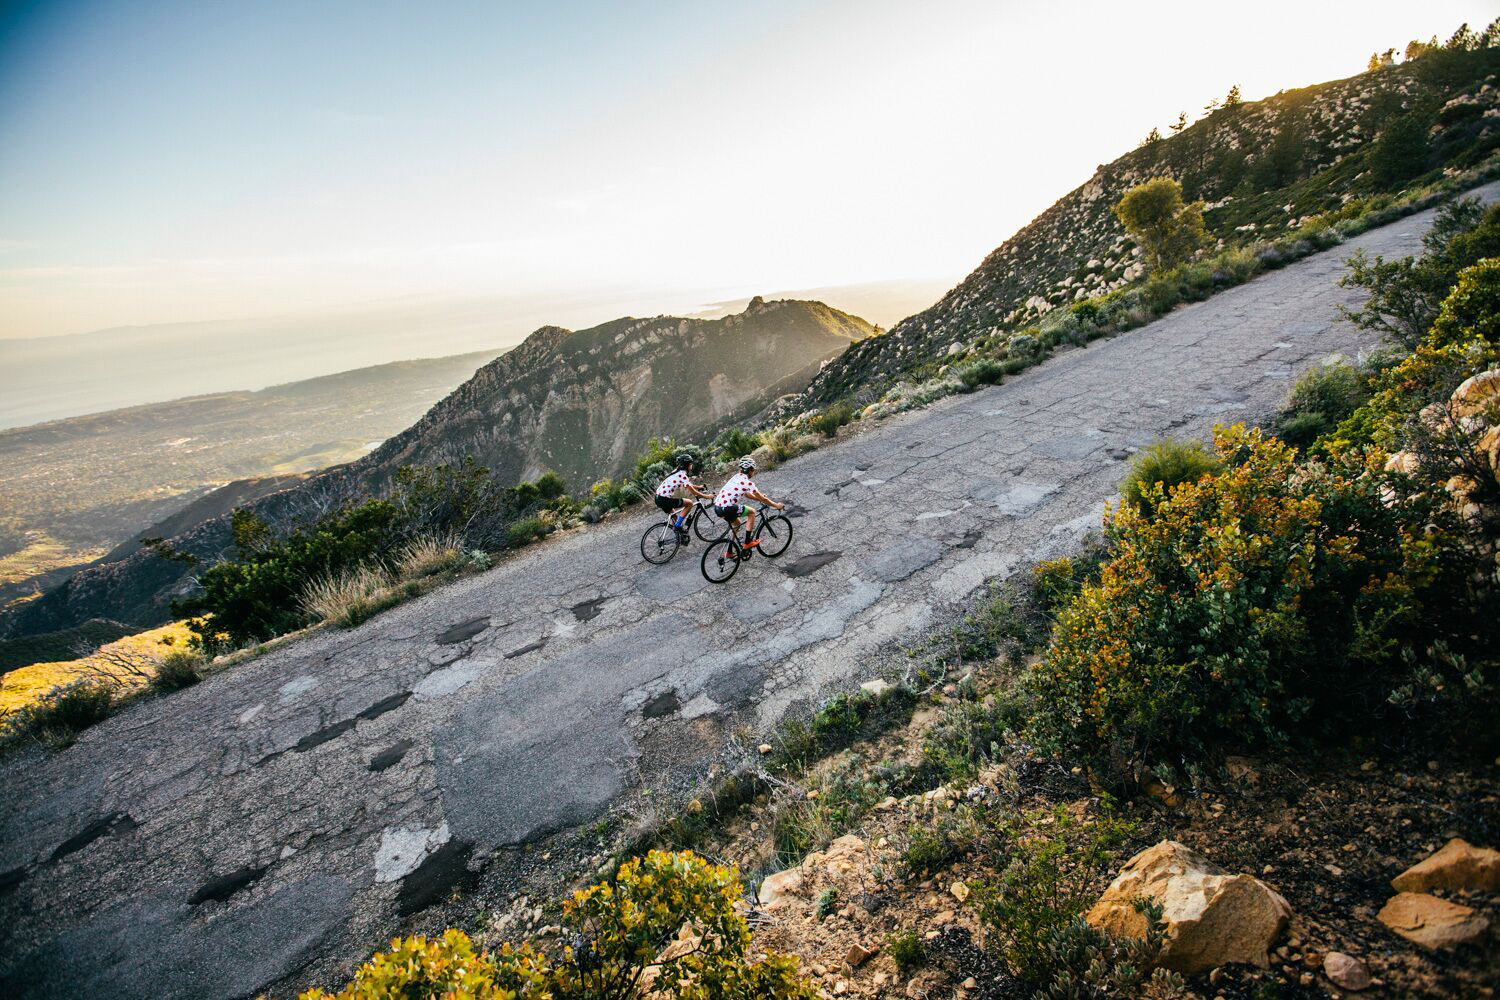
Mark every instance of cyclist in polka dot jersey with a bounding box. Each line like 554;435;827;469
714;456;784;550
655;453;712;541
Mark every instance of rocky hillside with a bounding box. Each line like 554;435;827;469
345;297;870;492
806;49;1500;404
0;299;870;638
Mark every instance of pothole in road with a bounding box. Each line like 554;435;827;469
396;840;474;917
435;616;490;645
780;551;843;578
640;690;681;719
369;739;414;772
570;597;608;622
48;812;138;863
503;638;548;659
189;864;269;906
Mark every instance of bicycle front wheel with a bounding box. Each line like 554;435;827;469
692;507;721;542
701;538;741;583
756;514;794;558
640;522;681;565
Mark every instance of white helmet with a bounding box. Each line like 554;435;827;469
738;457;757;473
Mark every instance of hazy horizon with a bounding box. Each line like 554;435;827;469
3;0;1493;346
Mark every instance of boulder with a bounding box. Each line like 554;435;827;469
859;679;891;697
1377;891;1489;950
1392;838;1500;893
1085;840;1291;973
757;867;805;909
1450;369;1500;419
1323;952;1372;991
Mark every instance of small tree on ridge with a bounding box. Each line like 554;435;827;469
1114;177;1209;273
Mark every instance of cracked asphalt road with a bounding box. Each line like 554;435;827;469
3;185;1493;999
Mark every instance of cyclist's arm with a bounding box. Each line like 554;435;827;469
746;488;784;509
687;482;713;500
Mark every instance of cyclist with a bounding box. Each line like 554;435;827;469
655;453;712;541
714;456;784;552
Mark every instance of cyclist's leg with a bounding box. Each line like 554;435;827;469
742;506;759;547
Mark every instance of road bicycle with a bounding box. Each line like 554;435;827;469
639;499;721;565
700;503;794;583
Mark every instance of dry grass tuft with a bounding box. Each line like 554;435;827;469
396;533;463;579
300;565;393;624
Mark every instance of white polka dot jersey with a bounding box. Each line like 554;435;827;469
714;472;756;508
655;470;691;498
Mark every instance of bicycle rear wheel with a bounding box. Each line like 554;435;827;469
692;507;721;542
756;514;794;557
640;522;681;565
701;538;741;583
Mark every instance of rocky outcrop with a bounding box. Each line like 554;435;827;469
1086;840;1291;973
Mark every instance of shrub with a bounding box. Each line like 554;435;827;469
970;806;1135;984
1276;361;1372;450
886;930;926;973
1028;425;1440;763
504;515;548;549
900;817;974;877
1;679;113;748
152;650;205;691
1037;905;1185;999
808;402;855;438
301;850;816;1000
713;427;762;462
957;358;1006;390
1118;438;1222;517
815;888;839;920
1371;111;1431;188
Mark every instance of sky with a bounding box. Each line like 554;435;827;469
1;0;1495;342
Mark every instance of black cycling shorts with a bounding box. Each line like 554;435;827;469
715;503;744;521
654;494;680;515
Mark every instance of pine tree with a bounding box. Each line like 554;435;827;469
1445;22;1478;51
1223;84;1241;110
1368;52;1381;72
1141;127;1163;146
1169;111;1188;135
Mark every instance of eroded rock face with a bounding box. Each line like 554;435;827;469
1377;892;1490;950
1085;840;1291;974
1392;838;1500;894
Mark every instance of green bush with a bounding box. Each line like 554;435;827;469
1;679;113;748
956;358;1006;390
1036;905;1184;999
1118;439;1222;517
808;402;855;438
900;817;973;877
152;650;205;691
1276;361;1372;449
971;806;1135;985
504;515;547;549
885;930;926;974
301;850;817;1000
1028;425;1449;763
713;427;763;462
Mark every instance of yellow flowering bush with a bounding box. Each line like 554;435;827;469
301;850;816;1000
1026;425;1436;761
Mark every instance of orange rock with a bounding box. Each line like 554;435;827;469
1377;892;1489;950
1392;838;1500;893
